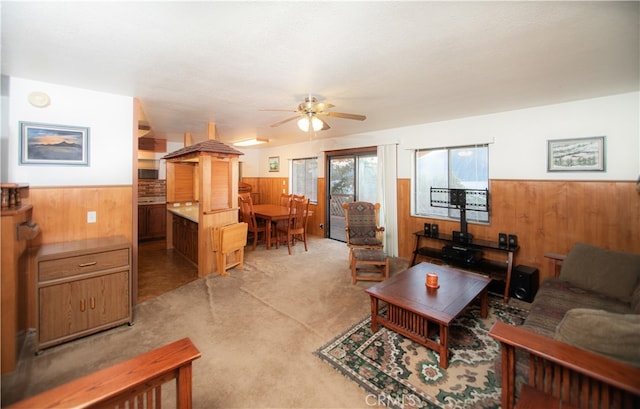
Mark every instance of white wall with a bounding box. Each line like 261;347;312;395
5;79;635;187
239;92;639;181
3;77;133;186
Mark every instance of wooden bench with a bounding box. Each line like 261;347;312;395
7;337;201;409
489;321;640;409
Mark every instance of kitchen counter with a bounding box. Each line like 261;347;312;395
168;204;199;223
138;196;165;205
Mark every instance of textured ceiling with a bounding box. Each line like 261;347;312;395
2;1;638;147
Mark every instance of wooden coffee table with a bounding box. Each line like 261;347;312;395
365;262;491;368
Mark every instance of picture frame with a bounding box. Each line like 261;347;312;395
268;156;280;172
547;136;605;172
20;122;89;166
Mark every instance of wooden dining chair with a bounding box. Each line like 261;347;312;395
279;193;292;206
276;196;310;255
272;193;293;233
238;195;267;250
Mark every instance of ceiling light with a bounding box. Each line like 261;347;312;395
233;137;269;147
28;91;51;108
297;116;323;132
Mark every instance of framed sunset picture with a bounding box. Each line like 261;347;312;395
20;122;89;166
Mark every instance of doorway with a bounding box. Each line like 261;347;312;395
326;148;377;242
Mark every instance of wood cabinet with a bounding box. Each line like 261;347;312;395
138;204;166;241
138;137;167;152
36;236;132;352
172;215;198;265
166;162;196;203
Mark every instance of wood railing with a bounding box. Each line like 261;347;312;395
7;337;201;409
489;322;640;409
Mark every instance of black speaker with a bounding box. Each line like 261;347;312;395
510;265;539;303
431;224;439;237
498;233;507;249
423;223;431;236
508;234;518;249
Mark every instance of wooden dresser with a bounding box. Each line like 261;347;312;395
35;236;132;352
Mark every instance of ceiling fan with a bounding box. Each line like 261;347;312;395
262;96;366;132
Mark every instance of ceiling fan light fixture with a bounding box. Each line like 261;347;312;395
265;95;364;131
311;116;323;131
297;117;309;132
297;115;323;132
233;137;269;147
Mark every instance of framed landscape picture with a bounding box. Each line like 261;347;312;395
547;136;605;172
20;122;89;166
269;156;279;172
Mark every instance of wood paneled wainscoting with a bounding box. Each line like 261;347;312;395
17;186;133;330
241;177;288;206
398;179;640;283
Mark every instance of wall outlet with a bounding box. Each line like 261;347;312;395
87;211;97;223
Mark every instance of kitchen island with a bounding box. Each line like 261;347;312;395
163;137;244;277
168;205;199;265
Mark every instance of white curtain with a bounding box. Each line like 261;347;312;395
377;144;399;257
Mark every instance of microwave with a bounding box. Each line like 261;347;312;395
138;169;159;179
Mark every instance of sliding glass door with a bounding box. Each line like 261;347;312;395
327;149;377;241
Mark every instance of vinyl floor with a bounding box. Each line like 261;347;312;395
137;239;198;303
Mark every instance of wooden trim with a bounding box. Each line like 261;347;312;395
324;146;377;156
7;337;201;409
133;98;140;307
489;321;640;409
544;252;566;278
490;322;640;394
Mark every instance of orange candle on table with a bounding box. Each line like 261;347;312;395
426;273;438;288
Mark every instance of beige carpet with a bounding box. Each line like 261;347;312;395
1;237;409;408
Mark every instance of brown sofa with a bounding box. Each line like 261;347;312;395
524;242;640;366
489;242;640;409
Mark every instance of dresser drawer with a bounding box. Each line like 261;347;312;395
38;248;130;282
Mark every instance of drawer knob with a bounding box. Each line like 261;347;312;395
78;261;97;268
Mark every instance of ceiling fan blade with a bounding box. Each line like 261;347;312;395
260;109;298;113
325;112;367;121
270;116;299;128
318;117;331;131
314;102;335;112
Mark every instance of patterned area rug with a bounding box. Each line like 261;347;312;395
315;297;528;409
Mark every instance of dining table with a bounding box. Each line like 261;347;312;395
251;203;312;250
